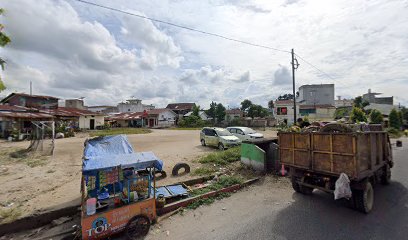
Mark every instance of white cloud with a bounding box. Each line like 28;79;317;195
1;0;407;108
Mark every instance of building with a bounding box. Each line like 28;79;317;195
65;99;85;109
298;84;335;106
117;99;155;113
42;107;104;130
299;105;336;122
184;111;210;120
274;100;299;125
225;109;243;121
0;105;54;138
0;92;59;109
87;105;118;114
108;109;176;128
166;103;196;116
362;89;393;105
335;96;354;108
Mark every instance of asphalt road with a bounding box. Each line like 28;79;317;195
148;138;408;240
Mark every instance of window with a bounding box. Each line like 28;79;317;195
237;129;244;135
229;128;236;133
128;109;131;111
205;129;216;136
299;109;316;116
277;107;288;115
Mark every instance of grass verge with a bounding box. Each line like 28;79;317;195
198;147;241;166
192;167;216;176
190;175;243;196
89;128;152;137
187;192;232;209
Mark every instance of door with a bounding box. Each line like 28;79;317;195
89;119;95;130
149;119;155;127
236;129;247;141
205;129;218;146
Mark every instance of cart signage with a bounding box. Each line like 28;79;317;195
86;217;111;238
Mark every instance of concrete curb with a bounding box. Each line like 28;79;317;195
157;177;260;216
0;198;81;236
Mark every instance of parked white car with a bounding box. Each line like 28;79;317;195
226;127;264;141
200;127;241;150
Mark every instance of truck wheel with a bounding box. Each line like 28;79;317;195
300;185;314;195
291;176;302;193
126;215;151;239
201;139;206;146
352;182;374;213
380;164;391;185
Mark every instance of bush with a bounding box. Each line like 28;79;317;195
369;109;383;124
389;109;401;130
350;107;367;123
198;147;241;165
178;115;205;128
387;127;402;138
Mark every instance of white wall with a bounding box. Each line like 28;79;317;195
298;84;335;106
157;110;176;127
78;115;104;129
274;104;299;125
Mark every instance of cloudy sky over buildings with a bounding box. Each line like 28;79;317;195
2;0;408;108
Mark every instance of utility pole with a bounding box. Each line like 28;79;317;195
291;49;299;124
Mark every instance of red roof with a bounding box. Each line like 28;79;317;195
108;112;144;120
42;107;104;117
226;109;242;114
148;108;175;115
166;103;196;110
1;92;58;103
0;104;54;119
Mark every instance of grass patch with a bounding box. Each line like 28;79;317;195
192;167;216;176
89;128;152;137
387;128;403;138
187;192;232;209
198;147;241;166
190;175;243;196
0;207;22;223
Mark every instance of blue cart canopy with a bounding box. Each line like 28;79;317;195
82;135;163;173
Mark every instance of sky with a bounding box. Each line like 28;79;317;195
1;0;408;108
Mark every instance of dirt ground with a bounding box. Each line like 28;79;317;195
0;129;277;221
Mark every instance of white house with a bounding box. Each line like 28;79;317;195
148;108;177;127
184;111;210;120
274;100;299;125
117;99;155;113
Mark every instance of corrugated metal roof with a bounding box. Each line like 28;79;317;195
226;109;242;114
108;112;143;120
148;108;175;115
299;105;335;109
42;107;104;117
1;92;59;103
166;103;195;110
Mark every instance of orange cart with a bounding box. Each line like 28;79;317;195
81;135;163;239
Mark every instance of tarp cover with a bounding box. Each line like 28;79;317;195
82;135;163;172
84;135;134;158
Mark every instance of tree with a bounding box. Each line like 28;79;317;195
207;101;217;123
240;99;252;115
398;110;403;127
401;107;408;122
350;107;367;123
334;108;350;119
369;109;383;124
0;8;11;91
353;96;369;109
268;100;274;109
192;105;200;117
389;108;401;130
215;103;226;123
278;94;294;101
248;104;268;118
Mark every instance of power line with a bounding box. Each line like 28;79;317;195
294;53;348;88
74;0;291;54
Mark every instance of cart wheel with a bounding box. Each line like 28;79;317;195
380;164;391;185
126;215;151;239
300;185;314;195
352;182;374;213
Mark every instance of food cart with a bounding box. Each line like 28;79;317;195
81;135;163;239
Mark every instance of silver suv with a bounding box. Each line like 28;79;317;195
200;127;241;150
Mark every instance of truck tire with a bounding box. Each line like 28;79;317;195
291;176;302;193
172;163;191;176
291;176;313;194
380;164;391;185
352;182;374;213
